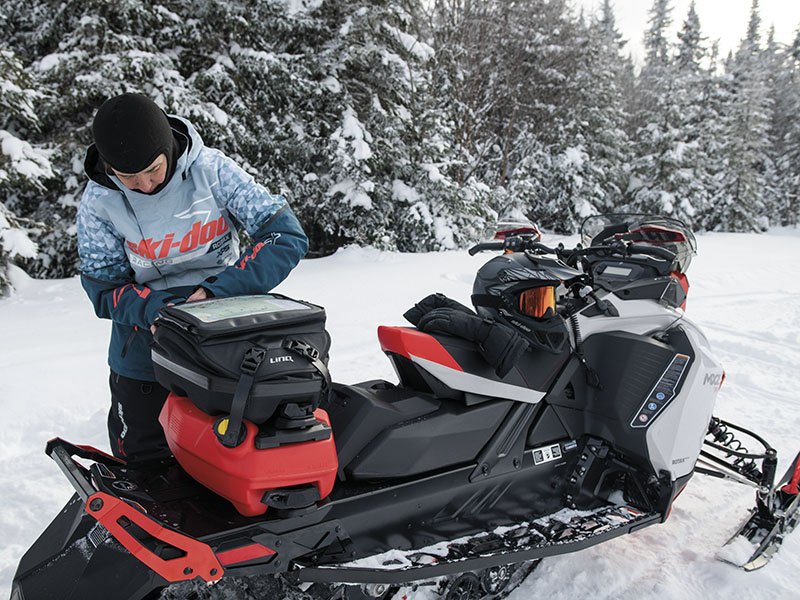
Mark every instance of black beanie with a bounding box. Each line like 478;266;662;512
92;93;174;174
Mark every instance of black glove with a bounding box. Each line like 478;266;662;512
404;293;475;326
417;308;529;378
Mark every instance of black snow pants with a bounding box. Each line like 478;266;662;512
108;371;171;461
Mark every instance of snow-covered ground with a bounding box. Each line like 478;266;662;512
1;230;799;599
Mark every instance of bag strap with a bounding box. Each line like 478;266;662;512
220;347;267;448
471;294;504;309
283;338;331;400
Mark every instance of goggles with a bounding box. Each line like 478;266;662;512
518;286;556;319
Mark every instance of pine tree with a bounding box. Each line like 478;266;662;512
775;27;800;225
707;0;776;231
627;0;692;222
0;48;51;293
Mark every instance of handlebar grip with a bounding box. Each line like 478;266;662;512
468;242;505;255
529;242;558;254
627;244;676;261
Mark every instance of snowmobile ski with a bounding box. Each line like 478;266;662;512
717;451;800;571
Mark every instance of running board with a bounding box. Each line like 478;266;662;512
297;504;661;585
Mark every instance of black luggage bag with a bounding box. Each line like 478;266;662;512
151;294;331;435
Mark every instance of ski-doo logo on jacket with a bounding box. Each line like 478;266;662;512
126;216;230;262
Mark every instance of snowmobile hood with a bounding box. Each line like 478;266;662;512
83;115;198;198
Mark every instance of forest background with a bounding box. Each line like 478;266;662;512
1;0;798;292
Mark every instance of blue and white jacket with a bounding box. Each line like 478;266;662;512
77;116;308;380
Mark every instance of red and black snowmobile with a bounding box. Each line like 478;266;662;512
10;215;800;600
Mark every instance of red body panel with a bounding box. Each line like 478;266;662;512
159;394;338;517
377;325;463;371
85;491;223;583
216;543;276;567
670;271;690;310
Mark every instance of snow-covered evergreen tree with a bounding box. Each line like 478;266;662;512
627;0;692;222
707;0;776;231
777;28;800;225
767;26;800;225
0;48;52;293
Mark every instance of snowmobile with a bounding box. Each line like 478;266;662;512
10;214;800;600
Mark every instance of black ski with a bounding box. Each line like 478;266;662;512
718;451;800;571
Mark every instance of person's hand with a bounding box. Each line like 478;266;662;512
187;287;208;303
150;299;181;336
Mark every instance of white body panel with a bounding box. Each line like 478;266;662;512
409;356;546;404
645;323;722;479
575;295;684;340
576;294;722;481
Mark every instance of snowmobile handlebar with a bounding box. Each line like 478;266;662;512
468;239;559;256
468;241;505;255
567;241;676;263
468;236;674;264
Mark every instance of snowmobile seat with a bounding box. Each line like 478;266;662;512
378;326;567;403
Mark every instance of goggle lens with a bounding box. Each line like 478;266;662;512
519;286;556;319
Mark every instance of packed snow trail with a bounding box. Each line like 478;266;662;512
1;230;799;599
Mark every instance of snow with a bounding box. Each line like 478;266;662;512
383;24;435;62
421;163;446;183
229;44;278;64
338;16;353;38
327;178;373;209
35;53;68;71
433;217;456;249
1;230;800;599
337;106;373;162
321;76;341;94
277;0;323;16
392;179;421;204
0;131;54;183
715;535;759;567
562;146;586;168
0;227;37;260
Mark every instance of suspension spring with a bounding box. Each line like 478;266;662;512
707;417;762;480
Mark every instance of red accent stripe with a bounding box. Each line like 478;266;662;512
781;453;800;495
112;284;151;308
85;492;223;583
112;285;127;308
217;543;276;566
377;326;463;371
75;444;126;464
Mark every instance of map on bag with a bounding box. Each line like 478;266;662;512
175;295;311;323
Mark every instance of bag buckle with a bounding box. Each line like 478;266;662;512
240;348;267;375
285;339;320;361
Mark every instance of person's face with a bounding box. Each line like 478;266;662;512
111;154;168;194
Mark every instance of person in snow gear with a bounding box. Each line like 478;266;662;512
77;93;308;461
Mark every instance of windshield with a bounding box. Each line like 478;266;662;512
580;214;698;272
